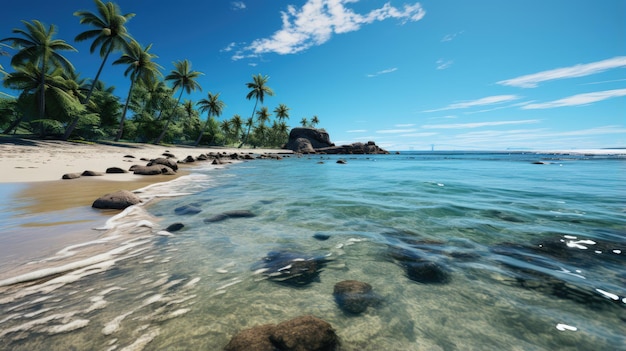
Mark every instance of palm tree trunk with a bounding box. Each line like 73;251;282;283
115;79;135;142
193;117;211;146
62;49;111;140
38;63;46;137
154;89;184;144
238;98;258;148
3;115;24;134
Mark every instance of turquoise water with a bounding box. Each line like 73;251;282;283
0;152;625;350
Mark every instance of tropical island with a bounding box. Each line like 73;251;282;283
0;0;347;150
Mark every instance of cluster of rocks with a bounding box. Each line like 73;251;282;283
383;229;626;310
65;150;286;180
88;151;286;209
284;127;389;154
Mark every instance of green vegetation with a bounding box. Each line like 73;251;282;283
0;0;321;147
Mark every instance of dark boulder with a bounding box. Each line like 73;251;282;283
82;170;104;176
313;233;331;241
184;155;195;163
224;316;338;351
333;280;378;314
130;164;176;175
270;315;339;351
204;210;255;223
284;127;333;153
148;157;178;171
106;167;127;174
166;223;185;232
92;190;141;210
224;324;277;351
62;172;81;180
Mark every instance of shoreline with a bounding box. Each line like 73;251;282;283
0;138;291;281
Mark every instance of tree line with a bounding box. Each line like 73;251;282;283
0;0;321;147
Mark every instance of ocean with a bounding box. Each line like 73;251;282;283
0;151;624;350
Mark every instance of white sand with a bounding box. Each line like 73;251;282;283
0;139;290;183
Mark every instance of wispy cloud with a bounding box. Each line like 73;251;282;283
436;59;453;70
424;95;520;112
231;1;246;10
232;0;425;59
395;123;416;127
522;89;626;109
367;67;398;78
497;56;626;88
441;30;464;42
422;119;540;129
347;129;368;133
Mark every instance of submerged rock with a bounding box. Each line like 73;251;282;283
106;167;127;174
333;280;379;314
92;190;141;210
174;204;202;215
224;315;339;351
204;210;255;223
313;233;331;241
256;251;328;286
404;261;450;284
166;223;185;232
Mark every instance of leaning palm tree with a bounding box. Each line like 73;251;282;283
1;20;76;126
63;0;134;140
300;117;308;127
195;91;225;146
240;73;274;147
112;40;162;141
273;103;290;123
154;59;202;144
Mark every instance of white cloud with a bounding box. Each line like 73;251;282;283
221;42;238;52
522;89;626;109
347;129;367;133
395;123;415;127
497;56;626;88
234;0;425;59
231;1;246;10
424;95;520;112
367;67;398;77
422;119;540;129
436;59;453;70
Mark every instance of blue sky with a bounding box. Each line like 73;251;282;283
1;0;625;150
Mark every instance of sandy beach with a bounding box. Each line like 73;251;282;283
0;137;290;279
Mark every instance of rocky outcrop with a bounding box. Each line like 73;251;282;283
224;315;339;351
284;127;388;154
92;190;142;210
317;141;389;155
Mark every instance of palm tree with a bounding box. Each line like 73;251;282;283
229;114;243;145
274;103;290;123
240;73;274;147
311;115;320;127
256;106;271;126
195;91;225;146
63;0;134;139
300;117;308;127
112;40;162;141
3;63;85;136
154;59;202;144
1;20;76;126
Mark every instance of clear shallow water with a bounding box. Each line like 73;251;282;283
1;152;625;350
